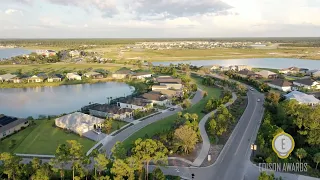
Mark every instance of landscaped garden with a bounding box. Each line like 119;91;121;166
0;120;96;155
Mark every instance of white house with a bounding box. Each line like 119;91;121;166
117;97;152;110
293;79;320;90
69;50;81;57
0;115;29;139
55;112;105;135
210;65;220;71
66;73;82;80
133;72;152;80
141;91;170;106
152;85;168;91
312;70;320;77
88;104;133;120
0;74;21;83
284;91;320;106
267;79;292;92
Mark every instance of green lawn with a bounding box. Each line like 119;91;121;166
0;120;96;155
111;120;128;133
122;76;222;150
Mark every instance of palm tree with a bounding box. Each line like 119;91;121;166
313;152;320;169
295;148;307;163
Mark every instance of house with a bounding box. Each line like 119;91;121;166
133;72;152;80
0;115;29;139
27;75;43;83
299;68;309;74
229;65;237;71
117;97;152;110
88;104;133;120
69;50;81;57
0;73;21;83
293;79;320;89
210;65;220;71
141;91;170;106
279;67;300;74
152;85;168;91
267;79;292;92
311;70;320;77
66;73;82;80
236;65;252;71
284;91;320;106
47;74;62;82
152;89;183;98
84;72;104;79
237;70;261;78
55;112;105;135
219;66;230;71
155;76;183;90
112;69;133;79
36;50;56;57
256;70;278;79
37;73;48;81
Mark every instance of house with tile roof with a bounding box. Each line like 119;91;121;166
256;70;278;79
267;79;292;92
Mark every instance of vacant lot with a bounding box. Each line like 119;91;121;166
0;120;96;155
122;76;222;150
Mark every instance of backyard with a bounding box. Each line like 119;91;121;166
122;76;222;150
0;120;96;155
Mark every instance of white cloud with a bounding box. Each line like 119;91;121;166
84;24;88;27
5;9;23;16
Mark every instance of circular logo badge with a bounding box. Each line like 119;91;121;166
272;132;295;159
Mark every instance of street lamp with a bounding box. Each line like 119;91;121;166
251;144;257;158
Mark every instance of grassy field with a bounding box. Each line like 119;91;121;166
86;46;320;61
0;120;96;155
0;62;132;73
122;76;222;150
110;120;128;133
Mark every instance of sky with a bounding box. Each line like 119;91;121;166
0;0;320;38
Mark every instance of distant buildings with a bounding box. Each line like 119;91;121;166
155;76;183;90
27;75;43;83
256;70;278;79
84;72;104;79
112;69;134;79
0;74;21;83
0;115;29;139
36;50;56;57
66;73;82;80
69;50;81;57
88;104;134;120
293;79;320;90
279;67;300;74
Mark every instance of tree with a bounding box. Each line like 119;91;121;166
151;167;166;180
0;152;22;180
208;117;217;136
104;118;113;134
111;141;127;160
182;99;191;109
50;143;70;180
295;148;307;163
111;159;135;180
31;163;52;180
132;138;168;180
190;114;198;122
266;91;280;104
174;125;198;154
67;140;84;180
94;153;110;177
313;152;320;169
258;172;275;180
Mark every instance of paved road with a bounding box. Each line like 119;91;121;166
101;89;203;157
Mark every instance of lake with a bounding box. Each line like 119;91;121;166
152;58;320;69
0;82;134;118
0;48;33;59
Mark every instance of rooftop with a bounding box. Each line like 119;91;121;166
268;79;292;87
141;91;168;101
294;78;317;86
118;97;151;106
89;104;133;114
156;76;182;84
285;91;320;104
238;69;256;76
0;115;28;133
256;70;277;77
85;72;102;76
0;73;17;80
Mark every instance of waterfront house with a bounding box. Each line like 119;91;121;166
88;104;133;120
256;70;278;79
152;85;169;91
219;66;230;71
267;79;292;92
0;73;21;83
279;67;300;74
66;73;82;80
284;91;320;106
117;97;152;110
55;112;105;135
152;89;183;98
37;73;49;81
112;69;133;79
311;70;320;77
0;115;29;139
47;74;63;82
141;91;169;106
236;65;252;71
69;50;81;57
84;72;104;79
210;65;220;71
299;68;309;74
27;75;43;83
293;78;320;90
237;70;261;78
155;76;183;90
229;65;237;71
36;50;56;57
133;72;152;80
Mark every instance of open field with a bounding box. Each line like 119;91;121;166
85;46;320;61
0;62;133;73
122;76;222;150
0;120;96;155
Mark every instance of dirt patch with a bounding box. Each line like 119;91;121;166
201;145;224;166
169;143;202;162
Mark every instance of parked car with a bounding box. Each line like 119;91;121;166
169;107;175;111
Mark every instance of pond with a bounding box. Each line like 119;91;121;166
0;82;134;118
152;58;320;69
0;48;33;59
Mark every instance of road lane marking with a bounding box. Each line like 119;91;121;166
234;96;258;155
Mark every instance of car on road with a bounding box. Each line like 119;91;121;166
169;107;175;111
250;88;254;91
257;99;261;102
